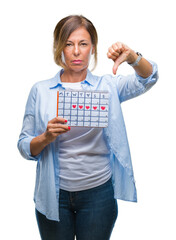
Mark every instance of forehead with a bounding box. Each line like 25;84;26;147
67;27;91;41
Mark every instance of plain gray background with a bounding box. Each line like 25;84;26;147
1;0;175;239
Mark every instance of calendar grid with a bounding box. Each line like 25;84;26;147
57;90;109;128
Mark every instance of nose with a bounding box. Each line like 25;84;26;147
73;44;80;56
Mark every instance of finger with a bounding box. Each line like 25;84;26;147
112;43;123;54
108;47;120;58
112;53;127;75
48;117;67;124
107;43;126;62
48;128;69;139
52;127;70;134
46;127;71;139
47;123;70;131
112;62;119;75
107;52;118;61
107;46;120;59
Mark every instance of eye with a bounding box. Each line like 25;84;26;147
81;42;88;46
66;43;72;47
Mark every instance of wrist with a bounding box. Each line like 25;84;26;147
30;133;50;157
127;50;138;64
42;132;52;146
128;52;142;67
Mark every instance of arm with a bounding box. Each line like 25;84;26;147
107;42;158;102
17;84;70;160
107;42;153;77
30;117;70;156
127;52;153;78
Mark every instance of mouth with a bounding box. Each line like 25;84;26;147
72;60;82;64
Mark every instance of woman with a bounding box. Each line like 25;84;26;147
18;15;158;240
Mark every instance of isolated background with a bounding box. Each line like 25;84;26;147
1;0;176;239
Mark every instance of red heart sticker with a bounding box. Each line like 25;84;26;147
101;106;105;110
79;105;83;109
93;106;97;110
72;105;77;108
86;106;90;110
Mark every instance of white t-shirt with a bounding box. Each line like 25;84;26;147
58;81;112;191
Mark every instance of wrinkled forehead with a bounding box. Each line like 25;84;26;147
66;27;92;43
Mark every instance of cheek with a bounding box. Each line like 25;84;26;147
63;49;72;59
63;52;69;60
85;49;93;60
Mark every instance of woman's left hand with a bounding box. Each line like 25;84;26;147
107;42;137;75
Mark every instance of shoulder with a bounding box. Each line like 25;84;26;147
29;70;61;93
91;71;122;87
32;77;56;90
92;70;121;80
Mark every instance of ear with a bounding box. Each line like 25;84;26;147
91;45;95;55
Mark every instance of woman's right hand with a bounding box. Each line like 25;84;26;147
30;117;70;156
44;117;70;144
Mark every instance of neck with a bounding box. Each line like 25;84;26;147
61;69;88;83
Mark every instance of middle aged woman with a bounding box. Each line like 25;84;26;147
18;15;158;240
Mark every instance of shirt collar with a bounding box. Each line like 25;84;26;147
49;69;95;89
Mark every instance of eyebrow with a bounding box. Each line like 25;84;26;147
66;40;89;43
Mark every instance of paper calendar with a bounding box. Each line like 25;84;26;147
57;90;109;127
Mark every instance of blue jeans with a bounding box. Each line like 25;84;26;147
35;178;118;240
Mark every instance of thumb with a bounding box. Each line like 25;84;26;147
112;53;127;75
112;60;120;75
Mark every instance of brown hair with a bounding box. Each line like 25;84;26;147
53;15;98;70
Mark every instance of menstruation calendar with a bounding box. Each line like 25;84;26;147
57;90;109;127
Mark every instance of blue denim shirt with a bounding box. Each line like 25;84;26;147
18;61;158;221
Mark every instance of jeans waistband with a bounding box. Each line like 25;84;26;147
60;176;112;194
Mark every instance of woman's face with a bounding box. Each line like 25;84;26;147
62;27;94;73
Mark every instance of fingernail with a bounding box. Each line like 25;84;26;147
68;126;71;130
65;119;67;123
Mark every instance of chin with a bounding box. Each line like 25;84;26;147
69;65;88;73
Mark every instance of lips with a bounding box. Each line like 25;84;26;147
72;60;82;64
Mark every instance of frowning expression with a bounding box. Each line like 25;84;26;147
62;27;94;72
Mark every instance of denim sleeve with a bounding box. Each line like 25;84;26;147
116;60;159;103
17;84;41;161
